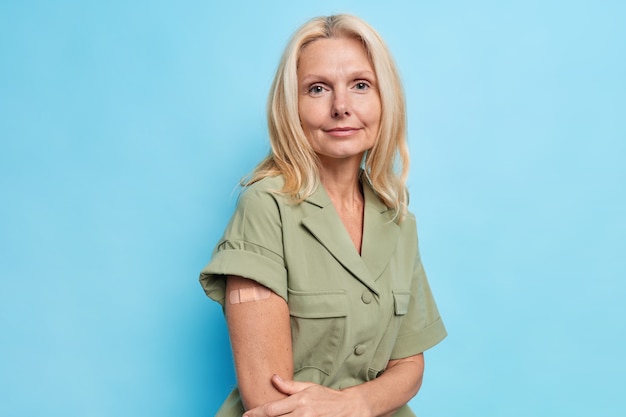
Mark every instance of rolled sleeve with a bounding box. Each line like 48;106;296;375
199;180;288;306
390;316;446;359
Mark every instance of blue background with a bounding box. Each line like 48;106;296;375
1;1;624;416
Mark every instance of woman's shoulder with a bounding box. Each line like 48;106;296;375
238;175;287;208
245;174;285;191
397;209;418;240
403;208;417;224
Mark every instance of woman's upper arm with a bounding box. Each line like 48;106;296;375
225;275;293;410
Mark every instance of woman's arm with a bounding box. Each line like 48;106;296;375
243;353;425;417
225;275;294;410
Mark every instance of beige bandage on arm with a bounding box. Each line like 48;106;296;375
229;285;271;304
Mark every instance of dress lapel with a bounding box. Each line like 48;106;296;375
360;182;400;282
301;180;400;295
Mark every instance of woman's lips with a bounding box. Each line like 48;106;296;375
324;127;361;137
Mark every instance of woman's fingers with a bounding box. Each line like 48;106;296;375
243;395;294;417
271;374;314;395
243;380;321;417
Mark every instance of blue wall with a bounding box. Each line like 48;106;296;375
1;1;624;416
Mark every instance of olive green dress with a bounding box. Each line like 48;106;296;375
200;175;446;416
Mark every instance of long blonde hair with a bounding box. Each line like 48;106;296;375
243;14;410;222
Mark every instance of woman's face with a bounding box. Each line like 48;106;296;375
297;37;381;165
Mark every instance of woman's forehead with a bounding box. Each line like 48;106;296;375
297;38;375;77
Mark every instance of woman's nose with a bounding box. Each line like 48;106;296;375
331;91;350;118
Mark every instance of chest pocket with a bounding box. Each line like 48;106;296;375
288;289;347;376
392;290;411;315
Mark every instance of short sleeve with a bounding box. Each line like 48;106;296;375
390;239;447;359
199;182;287;306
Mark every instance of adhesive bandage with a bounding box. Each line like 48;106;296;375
229;286;271;304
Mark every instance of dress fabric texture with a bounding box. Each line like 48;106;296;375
199;175;447;417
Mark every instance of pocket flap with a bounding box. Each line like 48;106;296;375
392;290;411;315
288;289;348;318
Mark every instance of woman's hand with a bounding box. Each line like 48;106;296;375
243;352;425;417
243;374;373;417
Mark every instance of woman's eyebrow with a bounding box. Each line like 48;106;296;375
349;70;376;79
299;70;377;84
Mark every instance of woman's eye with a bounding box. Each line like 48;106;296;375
354;82;370;90
308;85;325;94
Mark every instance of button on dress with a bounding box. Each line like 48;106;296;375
200;175;446;416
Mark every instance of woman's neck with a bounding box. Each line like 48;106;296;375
318;156;364;211
318;155;365;254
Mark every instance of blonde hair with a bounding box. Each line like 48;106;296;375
243;14;410;222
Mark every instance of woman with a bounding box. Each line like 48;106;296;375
200;14;446;417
